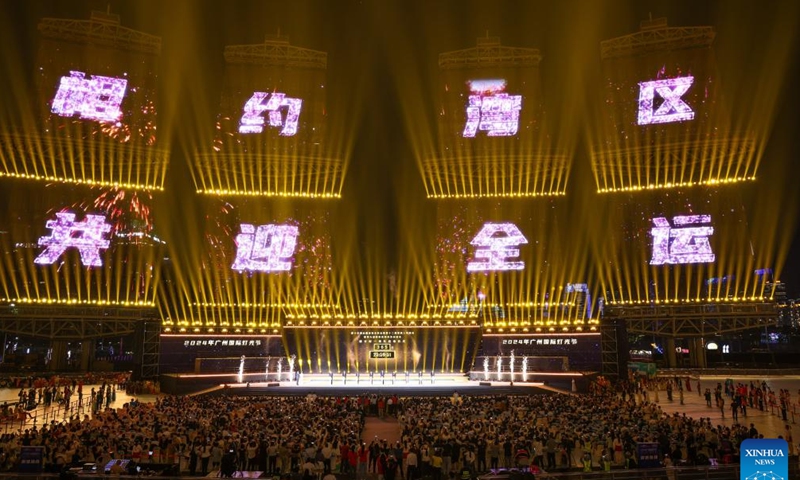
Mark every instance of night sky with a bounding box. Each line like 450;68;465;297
1;0;799;297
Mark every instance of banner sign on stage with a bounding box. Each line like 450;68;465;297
635;442;660;469
18;446;44;473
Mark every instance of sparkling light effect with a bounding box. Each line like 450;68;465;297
650;215;715;265
34;212;112;267
496;356;502;381
238;92;302;136
467;222;528;272
462;79;522;137
231;223;299;272
51;71;128;123
637;76;695;125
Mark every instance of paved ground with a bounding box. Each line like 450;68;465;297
0;384;160;434
654;375;800;443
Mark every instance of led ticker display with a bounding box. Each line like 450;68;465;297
480;334;602;371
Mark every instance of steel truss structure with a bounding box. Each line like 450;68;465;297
439;36;541;69
0;133;169;190
193;152;344;196
603;301;778;337
600;319;624;377
0;304;158;340
139;320;161;378
38;10;161;55
592;137;757;192
225;34;326;69
600;18;715;60
421;154;569;197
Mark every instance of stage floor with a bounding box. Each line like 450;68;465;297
199;374;554;397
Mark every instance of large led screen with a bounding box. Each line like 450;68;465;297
438;66;545;159
0;183;163;305
597;188;760;303
283;326;481;374
590;34;755;191
0;27;170;190
195;197;333;305
480;333;602;371
599;46;721;149
434;199;584;312
214;64;326;156
159;334;285;374
36;37;159;147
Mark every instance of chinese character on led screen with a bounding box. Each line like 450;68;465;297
467;222;528;272
51;71;128;123
650;215;715;265
34;212;112;267
637;75;695;125
462;79;522;138
238;92;302;136
231;223;299;272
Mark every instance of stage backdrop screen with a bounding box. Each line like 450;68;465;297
283;326;481;374
0;183;163;305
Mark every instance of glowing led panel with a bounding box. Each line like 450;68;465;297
238;92;302;136
462;79;522;138
34;212;112;267
50;71;128;123
467;222;528;272
231;224;299;272
650;215;715;265
637;75;695;125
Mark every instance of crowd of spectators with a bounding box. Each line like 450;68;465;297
395;391;765;475
0;379;791;476
0;394;365;476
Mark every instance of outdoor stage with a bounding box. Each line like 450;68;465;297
158;371;590;396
